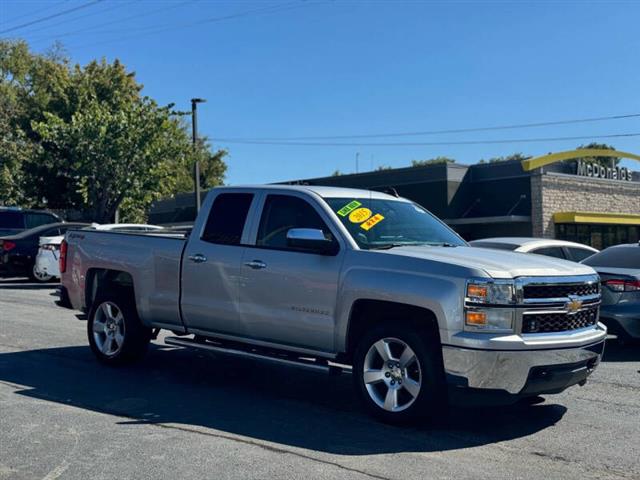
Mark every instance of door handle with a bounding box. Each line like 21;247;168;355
188;253;207;263
244;260;267;270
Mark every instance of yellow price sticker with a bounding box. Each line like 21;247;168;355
360;213;384;231
349;207;372;223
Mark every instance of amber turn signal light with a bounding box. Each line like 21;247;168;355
466;311;487;326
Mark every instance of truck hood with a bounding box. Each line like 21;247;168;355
381;245;596;279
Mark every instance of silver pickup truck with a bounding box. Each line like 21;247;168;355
60;185;606;423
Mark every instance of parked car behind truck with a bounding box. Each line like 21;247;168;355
582;243;640;343
59;186;606;423
0;207;61;236
1;222;88;281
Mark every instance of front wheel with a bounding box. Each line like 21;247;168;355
87;292;151;365
353;323;446;424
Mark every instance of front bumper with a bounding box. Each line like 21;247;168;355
442;337;605;397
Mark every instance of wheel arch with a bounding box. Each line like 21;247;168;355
342;299;443;363
85;268;136;313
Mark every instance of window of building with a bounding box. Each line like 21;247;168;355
201;193;254;245
556;224;639;250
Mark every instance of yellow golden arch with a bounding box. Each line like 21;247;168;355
521;149;640;171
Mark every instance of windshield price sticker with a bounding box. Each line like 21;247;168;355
349;207;372;223
337;200;362;217
360;214;384;231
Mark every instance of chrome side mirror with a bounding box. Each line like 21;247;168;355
286;228;338;255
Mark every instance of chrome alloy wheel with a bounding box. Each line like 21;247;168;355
363;337;422;412
92;302;126;357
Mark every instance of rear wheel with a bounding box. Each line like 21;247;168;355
31;264;53;283
87;291;151;365
353;322;446;424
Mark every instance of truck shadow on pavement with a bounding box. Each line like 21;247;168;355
0;278;58;290
602;339;640;363
0;343;568;455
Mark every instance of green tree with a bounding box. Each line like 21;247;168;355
0;39;226;221
478;152;531;164
411;156;456;167
573;142;619;167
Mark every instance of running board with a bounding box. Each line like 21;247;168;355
164;336;349;375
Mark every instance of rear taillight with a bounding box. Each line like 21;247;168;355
1;240;16;251
59;240;68;274
603;279;640;292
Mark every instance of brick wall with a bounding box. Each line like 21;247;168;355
531;172;640;238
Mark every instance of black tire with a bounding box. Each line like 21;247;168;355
87;290;152;365
352;322;446;424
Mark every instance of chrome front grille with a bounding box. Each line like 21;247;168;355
522;306;599;333
515;274;601;334
523;282;599;300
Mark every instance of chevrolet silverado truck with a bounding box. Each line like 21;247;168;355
59;185;606;423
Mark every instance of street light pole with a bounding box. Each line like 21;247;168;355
191;98;206;213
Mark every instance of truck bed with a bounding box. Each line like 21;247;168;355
64;229;187;330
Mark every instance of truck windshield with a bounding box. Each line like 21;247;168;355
323;197;466;250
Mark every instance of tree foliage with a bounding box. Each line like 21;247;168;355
0;39;226;222
478;152;532;164
573;142;619;167
411;156;456;167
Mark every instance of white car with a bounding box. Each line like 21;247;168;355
469;237;599;262
35;224;165;280
34;235;64;281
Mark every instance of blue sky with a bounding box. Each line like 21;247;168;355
2;0;639;184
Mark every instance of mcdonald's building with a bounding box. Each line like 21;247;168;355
292;149;640;250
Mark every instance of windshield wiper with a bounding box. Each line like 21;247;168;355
368;242;426;250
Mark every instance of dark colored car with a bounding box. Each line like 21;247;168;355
582;243;640;343
0;222;88;282
0;208;61;236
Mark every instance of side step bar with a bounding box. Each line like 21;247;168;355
164;336;349;375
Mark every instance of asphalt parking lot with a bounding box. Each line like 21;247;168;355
0;278;639;480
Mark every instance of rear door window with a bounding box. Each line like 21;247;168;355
25;213;57;229
201;193;254;245
566;247;595;262
530;247;566;259
0;212;24;229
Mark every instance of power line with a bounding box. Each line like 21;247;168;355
26;0;198;42
218;113;640;141
0;0;105;35
21;0;136;38
0;0;71;27
214;132;640;147
66;0;317;49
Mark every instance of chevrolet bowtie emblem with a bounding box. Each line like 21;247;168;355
566;295;583;314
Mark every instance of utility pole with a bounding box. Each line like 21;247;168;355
191;98;206;213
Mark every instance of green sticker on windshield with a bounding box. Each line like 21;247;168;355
337;200;362;217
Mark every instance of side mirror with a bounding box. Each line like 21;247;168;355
286;228;338;255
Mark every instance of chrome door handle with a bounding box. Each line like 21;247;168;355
188;253;207;263
244;260;267;270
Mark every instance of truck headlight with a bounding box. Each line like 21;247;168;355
465;308;514;333
466;280;515;305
